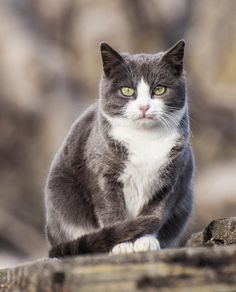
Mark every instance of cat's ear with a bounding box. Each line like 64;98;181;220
161;40;185;75
100;42;124;78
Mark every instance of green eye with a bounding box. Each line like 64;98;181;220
120;87;135;97
153;86;166;96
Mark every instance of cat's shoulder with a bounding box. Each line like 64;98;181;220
74;103;98;128
53;103;98;163
66;103;98;138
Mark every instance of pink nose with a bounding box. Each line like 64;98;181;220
139;105;150;116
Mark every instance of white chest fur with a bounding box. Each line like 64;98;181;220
111;125;179;218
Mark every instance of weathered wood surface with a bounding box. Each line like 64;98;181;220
1;244;236;292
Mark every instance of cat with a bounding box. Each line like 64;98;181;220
45;40;194;258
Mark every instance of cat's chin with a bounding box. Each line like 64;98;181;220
131;117;160;129
102;111;161;130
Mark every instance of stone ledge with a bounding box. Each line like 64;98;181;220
187;217;236;247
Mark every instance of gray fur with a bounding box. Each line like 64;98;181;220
45;40;194;257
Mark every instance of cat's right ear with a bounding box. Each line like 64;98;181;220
100;42;124;78
161;40;185;76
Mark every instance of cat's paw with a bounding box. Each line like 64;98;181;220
111;242;134;255
134;235;160;253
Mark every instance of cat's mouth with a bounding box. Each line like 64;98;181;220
138;114;154;120
132;115;158;126
125;113;157;124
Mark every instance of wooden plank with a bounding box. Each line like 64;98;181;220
1;245;236;291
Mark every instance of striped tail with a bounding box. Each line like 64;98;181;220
49;216;159;258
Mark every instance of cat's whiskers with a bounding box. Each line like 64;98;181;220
162;112;180;126
148;109;180;132
159;116;173;132
146;110;172;131
161;109;193;137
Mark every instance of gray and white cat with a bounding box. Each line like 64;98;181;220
45;40;194;257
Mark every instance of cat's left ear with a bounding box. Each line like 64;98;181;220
100;42;124;78
161;40;185;75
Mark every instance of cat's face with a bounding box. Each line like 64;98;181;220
99;41;186;129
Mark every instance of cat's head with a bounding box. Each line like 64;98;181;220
99;41;186;129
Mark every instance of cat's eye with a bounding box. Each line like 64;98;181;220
120;87;135;97
153;86;166;96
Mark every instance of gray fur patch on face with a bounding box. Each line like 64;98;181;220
99;41;186;129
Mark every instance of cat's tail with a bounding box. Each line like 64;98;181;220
49;216;159;258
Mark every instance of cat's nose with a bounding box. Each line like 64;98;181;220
139;105;150;116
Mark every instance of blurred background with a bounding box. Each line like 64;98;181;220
0;0;235;268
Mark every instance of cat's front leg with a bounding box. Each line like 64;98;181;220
97;172;127;226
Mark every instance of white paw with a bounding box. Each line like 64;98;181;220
111;242;134;255
134;235;160;253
